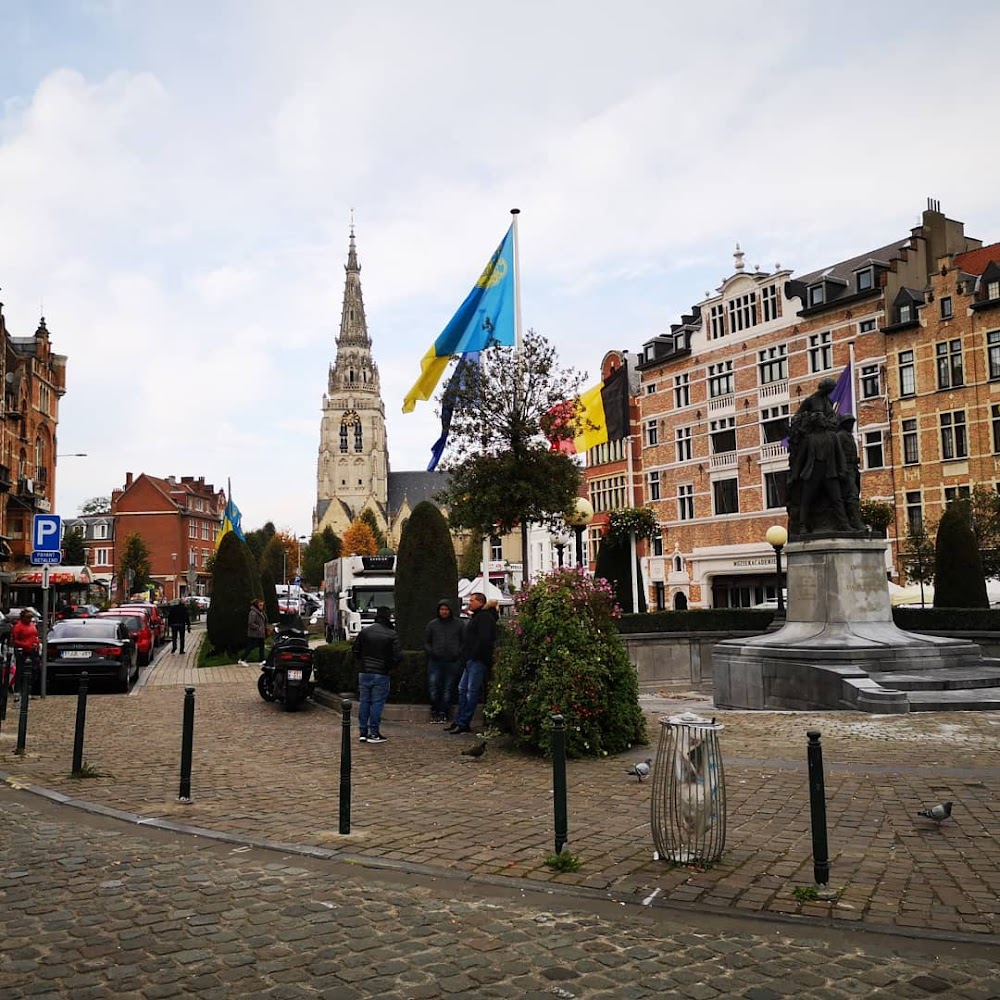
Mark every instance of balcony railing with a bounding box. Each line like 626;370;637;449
758;380;788;403
708;393;734;414
710;451;738;471
760;441;790;463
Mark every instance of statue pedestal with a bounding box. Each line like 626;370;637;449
713;537;982;712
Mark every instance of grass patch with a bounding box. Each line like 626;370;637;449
544;851;583;873
792;884;839;902
196;635;272;669
69;762;111;780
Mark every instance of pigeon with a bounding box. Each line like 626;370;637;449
625;758;653;782
917;801;953;826
461;740;487;758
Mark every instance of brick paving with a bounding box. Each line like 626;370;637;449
2;624;998;944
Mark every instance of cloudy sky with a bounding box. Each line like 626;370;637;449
2;0;1000;537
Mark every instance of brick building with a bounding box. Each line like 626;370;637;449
634;201;983;608
0;309;66;605
110;473;225;600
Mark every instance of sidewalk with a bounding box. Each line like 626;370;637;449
2;624;998;943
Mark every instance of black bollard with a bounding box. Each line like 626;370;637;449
0;652;9;728
178;686;195;802
14;659;32;756
339;699;352;834
806;730;830;886
551;713;568;855
71;673;90;774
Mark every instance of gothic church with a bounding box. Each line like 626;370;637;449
313;226;442;544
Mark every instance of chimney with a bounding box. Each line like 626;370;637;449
125;472;133;488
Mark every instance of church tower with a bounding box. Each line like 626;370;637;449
314;224;390;536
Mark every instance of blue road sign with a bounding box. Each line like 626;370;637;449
32;514;62;565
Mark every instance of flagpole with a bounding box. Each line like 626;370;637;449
511;207;529;582
849;342;860;448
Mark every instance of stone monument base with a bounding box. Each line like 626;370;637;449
712;537;983;713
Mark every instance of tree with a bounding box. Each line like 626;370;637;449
63;527;87;565
434;329;586;549
487;569;647;758
260;565;279;623
206;532;256;654
458;529;485;579
343;519;378;556
967;484;1000;580
244;521;276;566
358;509;387;551
594;536;647;614
933;501;988;608
260;535;286;584
899;522;936;594
395;501;458;650
79;496;111;516
302;527;342;588
119;532;152;598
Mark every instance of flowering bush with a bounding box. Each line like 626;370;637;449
486;568;647;758
605;506;660;547
859;497;893;532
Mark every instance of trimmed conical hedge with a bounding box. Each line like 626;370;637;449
595;536;647;614
395;501;458;650
206;532;256;654
934;501;989;609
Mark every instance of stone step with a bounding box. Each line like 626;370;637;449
868;666;1000;691
906;686;1000;711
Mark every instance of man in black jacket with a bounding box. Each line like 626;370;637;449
166;600;191;654
353;606;401;744
424;598;464;724
447;592;497;735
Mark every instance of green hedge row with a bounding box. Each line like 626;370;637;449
314;643;430;704
893;607;1000;632
615;609;776;633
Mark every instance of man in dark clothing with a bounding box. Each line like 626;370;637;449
166;600;191;654
353;606;402;744
447;592;498;735
424;599;464;724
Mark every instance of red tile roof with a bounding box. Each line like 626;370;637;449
955;242;1000;275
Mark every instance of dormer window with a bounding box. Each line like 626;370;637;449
988;279;1000;301
856;268;874;292
808;285;825;307
899;303;913;324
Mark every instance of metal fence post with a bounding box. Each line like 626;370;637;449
178;687;195;802
71;672;90;774
551;713;568;855
14;659;32;755
339;699;352;834
0;649;10;728
807;730;830;886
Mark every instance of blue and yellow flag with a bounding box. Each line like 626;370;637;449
216;481;246;550
403;224;515;413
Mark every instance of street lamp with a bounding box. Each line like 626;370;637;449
553;530;571;568
564;498;595;569
765;524;788;621
171;553;178;601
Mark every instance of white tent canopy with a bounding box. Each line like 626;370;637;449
458;576;514;606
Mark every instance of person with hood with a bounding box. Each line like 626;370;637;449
446;592;498;735
238;598;268;666
424;598;464;724
353;606;401;744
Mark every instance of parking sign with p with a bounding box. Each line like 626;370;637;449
32;513;62;565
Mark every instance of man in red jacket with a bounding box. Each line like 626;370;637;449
11;608;40;698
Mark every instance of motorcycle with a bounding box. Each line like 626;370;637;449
257;624;315;711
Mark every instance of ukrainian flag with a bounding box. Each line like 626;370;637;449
216;483;246;549
403;224;516;413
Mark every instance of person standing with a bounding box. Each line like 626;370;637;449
424;599;464;724
238;598;268;666
447;592;497;736
167;599;191;654
11;608;40;699
353;606;401;744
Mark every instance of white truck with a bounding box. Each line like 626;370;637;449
323;554;396;643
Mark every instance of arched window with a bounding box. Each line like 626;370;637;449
354;423;363;452
673;592;688;610
339;425;348;452
349;367;356;384
35;435;44;472
674;555;683;573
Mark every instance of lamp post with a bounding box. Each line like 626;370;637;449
553;530;570;569
564;498;595;570
765;524;788;620
171;553;178;601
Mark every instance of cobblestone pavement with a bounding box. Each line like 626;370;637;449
2;625;998;943
2;789;998;1000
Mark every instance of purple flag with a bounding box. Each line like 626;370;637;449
829;361;854;418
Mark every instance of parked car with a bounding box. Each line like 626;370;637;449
97;610;154;666
45;618;137;692
191;595;210;610
119;602;166;646
54;603;100;621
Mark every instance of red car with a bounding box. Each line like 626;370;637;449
97;610;154;666
119;602;166;646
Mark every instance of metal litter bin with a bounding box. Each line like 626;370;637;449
651;711;726;863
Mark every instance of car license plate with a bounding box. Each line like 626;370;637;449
287;669;303;681
62;650;90;659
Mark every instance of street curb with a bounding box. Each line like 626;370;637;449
2;768;997;951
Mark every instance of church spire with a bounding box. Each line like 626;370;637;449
330;220;378;396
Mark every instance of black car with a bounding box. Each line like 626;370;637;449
45;619;137;692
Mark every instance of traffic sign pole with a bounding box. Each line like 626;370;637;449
41;564;49;698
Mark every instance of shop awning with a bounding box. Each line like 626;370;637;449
11;565;93;586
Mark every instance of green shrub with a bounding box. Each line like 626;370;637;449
487;568;647;758
395;501;458;651
615;609;775;633
206;533;256;655
595;536;646;614
934;501;989;609
261;566;279;624
893;607;1000;632
314;643;429;703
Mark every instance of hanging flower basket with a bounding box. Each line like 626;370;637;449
859;498;893;534
606;506;660;547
